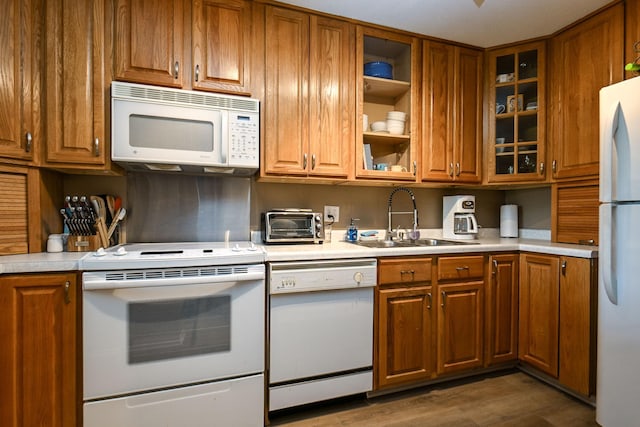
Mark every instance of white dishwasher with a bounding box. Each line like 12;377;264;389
268;258;377;411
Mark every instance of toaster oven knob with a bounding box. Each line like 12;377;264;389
316;223;322;229
316;231;322;238
315;214;322;222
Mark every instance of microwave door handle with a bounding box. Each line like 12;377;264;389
219;112;228;164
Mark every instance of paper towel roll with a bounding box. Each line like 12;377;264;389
500;204;518;238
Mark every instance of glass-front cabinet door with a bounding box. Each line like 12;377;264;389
487;42;546;183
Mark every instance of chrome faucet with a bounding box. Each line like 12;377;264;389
387;187;419;241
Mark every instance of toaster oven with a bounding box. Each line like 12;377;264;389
262;209;324;244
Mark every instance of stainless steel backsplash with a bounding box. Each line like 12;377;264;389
126;173;251;243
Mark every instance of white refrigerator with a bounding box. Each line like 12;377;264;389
597;76;640;426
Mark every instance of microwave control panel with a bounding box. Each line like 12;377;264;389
228;112;260;167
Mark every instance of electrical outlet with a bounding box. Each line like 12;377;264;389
324;205;340;223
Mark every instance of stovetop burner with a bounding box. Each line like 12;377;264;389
79;241;266;270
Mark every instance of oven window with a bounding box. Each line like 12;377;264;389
128;295;230;364
269;216;313;238
130;115;214;152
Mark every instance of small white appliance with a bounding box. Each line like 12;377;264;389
597;75;640;426
111;82;260;175
443;195;478;240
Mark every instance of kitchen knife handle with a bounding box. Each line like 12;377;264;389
25;132;32;152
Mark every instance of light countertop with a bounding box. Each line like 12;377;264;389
0;231;597;275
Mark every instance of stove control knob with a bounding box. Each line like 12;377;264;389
114;246;128;256
94;247;106;257
248;242;258;251
232;244;242;252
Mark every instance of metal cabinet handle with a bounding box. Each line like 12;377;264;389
441;291;446;308
400;270;415;280
539;162;544;174
25;132;32;152
426;292;432;310
449;163;454;177
195;64;200;82
579;239;595;246
552;159;557;173
303;153;308;169
492;259;498;275
311;154;316;170
174;61;179;79
93;138;100;157
561;260;567;276
64;281;71;304
455;162;461;176
455;265;470;271
413;161;417;176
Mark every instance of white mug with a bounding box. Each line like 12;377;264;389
390;165;407;172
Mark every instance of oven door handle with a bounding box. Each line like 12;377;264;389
83;270;265;290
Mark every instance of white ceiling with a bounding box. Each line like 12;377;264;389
275;0;613;48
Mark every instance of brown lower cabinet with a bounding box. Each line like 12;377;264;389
375;255;485;390
0;272;79;426
518;253;597;397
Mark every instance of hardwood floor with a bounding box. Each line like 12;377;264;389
268;371;597;426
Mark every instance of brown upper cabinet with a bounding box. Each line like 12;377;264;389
262;6;354;179
422;41;482;183
486;41;547;183
0;0;42;164
356;27;420;181
114;0;254;95
549;3;624;181
42;0;115;171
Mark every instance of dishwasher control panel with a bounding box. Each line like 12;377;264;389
268;259;377;294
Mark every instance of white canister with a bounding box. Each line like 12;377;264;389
363;114;369;132
47;234;64;253
500;205;518;238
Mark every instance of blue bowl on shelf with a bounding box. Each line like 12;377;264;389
364;61;393;79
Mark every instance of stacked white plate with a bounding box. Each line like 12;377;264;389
386;111;406;135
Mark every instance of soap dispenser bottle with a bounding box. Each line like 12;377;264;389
347;218;359;242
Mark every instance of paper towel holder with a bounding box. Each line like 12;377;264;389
500;204;519;238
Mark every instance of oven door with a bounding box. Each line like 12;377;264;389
82;265;264;400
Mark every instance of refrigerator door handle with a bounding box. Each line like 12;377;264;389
601;101;621;202
600;204;618;305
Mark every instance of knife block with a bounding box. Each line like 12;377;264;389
67;235;101;252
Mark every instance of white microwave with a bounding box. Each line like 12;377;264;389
111;82;260;175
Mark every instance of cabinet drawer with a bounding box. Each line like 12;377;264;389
437;256;484;281
378;258;432;285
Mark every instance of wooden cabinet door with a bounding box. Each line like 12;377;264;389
518;253;559;377
422;41;454;181
114;0;184;87
559;256;596;396
264;6;309;175
454;47;482;183
307;15;354;178
486;254;519;365
0;0;40;163
549;4;623;180
436;281;484;375
192;0;253;95
376;286;433;389
422;42;481;183
0;273;78;427
44;0;108;167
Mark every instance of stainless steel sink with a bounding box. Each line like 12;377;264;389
352;238;477;248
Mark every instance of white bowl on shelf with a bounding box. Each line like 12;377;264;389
386;119;405;135
370;121;387;132
386;111;406;121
